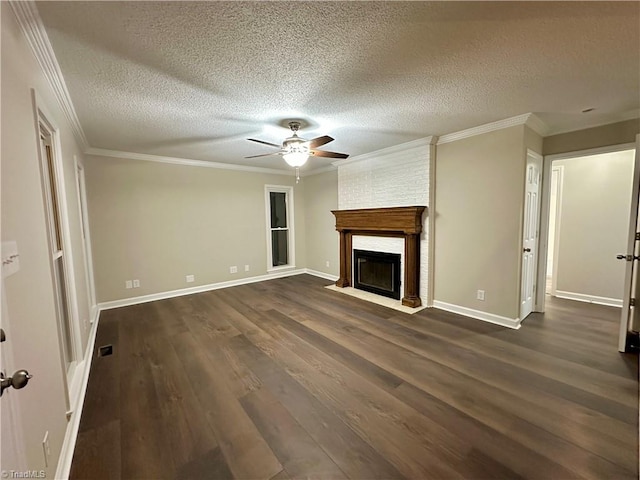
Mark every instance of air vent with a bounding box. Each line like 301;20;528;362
98;345;113;357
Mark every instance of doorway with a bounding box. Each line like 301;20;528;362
538;144;635;316
544;148;635;306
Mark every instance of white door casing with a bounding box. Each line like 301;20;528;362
521;150;543;320
618;134;640;352
549;166;564;296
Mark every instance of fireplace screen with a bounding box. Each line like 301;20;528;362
353;249;401;300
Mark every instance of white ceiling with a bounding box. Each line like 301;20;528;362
35;1;640;172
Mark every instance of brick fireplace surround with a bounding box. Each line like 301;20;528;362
331;206;427;308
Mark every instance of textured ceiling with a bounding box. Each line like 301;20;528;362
36;1;640;171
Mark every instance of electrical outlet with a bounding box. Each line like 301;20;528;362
325;260;330;268
244;265;250;272
125;280;132;289
133;279;140;288
186;274;195;283
477;290;485;301
230;266;238;274
42;430;50;467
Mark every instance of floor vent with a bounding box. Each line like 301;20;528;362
98;345;113;357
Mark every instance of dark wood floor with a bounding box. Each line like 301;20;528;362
70;274;639;480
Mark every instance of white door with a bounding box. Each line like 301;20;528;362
618;134;640;352
1;269;28;471
521;151;543;320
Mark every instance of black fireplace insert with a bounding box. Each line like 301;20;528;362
353;249;401;300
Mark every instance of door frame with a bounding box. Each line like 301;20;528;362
618;134;640;352
548;165;565;297
73;156;97;316
536;141;637;313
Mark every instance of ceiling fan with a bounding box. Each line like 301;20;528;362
246;121;349;168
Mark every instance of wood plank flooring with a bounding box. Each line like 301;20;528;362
70;275;639;479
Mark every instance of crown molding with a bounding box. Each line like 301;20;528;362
545;109;640;137
85;148;294;175
10;1;89;150
436;113;549;145
524;113;551;137
332;136;435;167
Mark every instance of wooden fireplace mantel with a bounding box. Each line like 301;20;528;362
331;206;427;307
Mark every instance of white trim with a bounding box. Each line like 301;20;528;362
432;301;522;330
10;1;88;150
332;137;435;167
436;113;547;145
305;269;339;282
546;142;636;162
32;89;83;411
426;142;436;307
265;185;296;272
98;269;307;311
549;165;565;298
86;147;293;176
74;157;97;312
525;114;551;137
546;110;640;137
554;291;623;308
55;306;100;480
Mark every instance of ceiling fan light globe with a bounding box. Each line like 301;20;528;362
283;151;309;167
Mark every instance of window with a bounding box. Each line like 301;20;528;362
265;185;295;270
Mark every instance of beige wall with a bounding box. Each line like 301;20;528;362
1;4;93;475
302;170;339;276
434;125;527;319
85;156;309;302
553;150;634;301
543;119;639;156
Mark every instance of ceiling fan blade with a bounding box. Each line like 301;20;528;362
248;138;281;148
245;152;283;159
311;150;349;159
308;135;334;149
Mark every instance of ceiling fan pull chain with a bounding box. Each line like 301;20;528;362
295;167;300;184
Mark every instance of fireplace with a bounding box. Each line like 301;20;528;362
332;206;426;307
354;249;401;300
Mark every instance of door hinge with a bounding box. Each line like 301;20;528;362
631;298;636;307
636;232;640;241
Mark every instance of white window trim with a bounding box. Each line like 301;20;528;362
32;89;83;410
265;185;295;272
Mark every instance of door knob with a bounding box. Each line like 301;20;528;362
523;248;531;253
616;254;640;261
1;369;33;396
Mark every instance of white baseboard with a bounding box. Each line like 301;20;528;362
554;290;622;308
432;301;522;329
98;268;307;311
55;305;101;480
305;269;339;282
